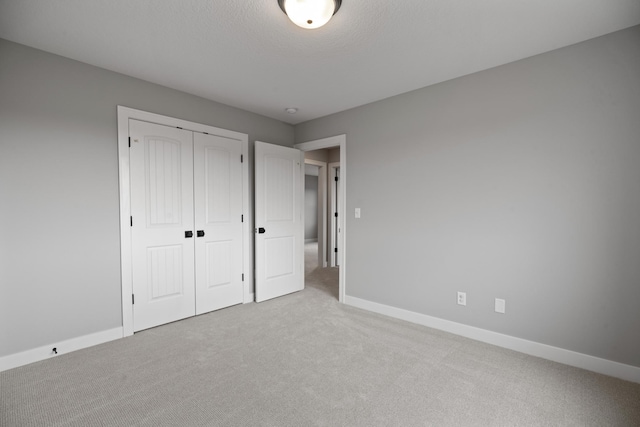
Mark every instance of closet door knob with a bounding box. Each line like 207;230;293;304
197;230;205;237
258;227;266;234
185;231;193;238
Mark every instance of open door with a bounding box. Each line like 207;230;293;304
255;141;304;302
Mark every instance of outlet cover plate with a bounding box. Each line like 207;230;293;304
457;292;466;306
495;298;506;314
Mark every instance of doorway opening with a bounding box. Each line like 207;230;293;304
296;135;346;302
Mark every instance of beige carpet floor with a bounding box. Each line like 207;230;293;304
1;242;639;426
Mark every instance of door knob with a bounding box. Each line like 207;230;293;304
185;231;193;238
197;230;205;237
258;227;266;234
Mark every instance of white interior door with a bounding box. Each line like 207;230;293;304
130;119;195;331
255;141;304;302
194;133;243;314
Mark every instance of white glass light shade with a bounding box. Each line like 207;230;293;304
282;0;337;29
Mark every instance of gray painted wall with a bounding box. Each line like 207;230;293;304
295;26;640;367
305;149;329;163
0;39;294;357
328;148;340;164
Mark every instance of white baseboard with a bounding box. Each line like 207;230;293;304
305;238;318;243
344;296;640;383
0;327;123;372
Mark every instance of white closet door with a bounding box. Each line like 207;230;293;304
130;119;195;332
194;133;244;314
254;141;304;302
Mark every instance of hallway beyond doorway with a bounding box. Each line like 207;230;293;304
305;241;338;300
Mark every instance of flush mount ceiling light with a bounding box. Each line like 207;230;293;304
278;0;342;30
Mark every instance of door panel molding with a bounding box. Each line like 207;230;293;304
118;106;249;337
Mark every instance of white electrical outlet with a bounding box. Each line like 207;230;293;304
495;298;506;314
457;292;466;306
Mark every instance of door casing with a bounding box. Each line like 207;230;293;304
328;162;340;267
304;159;327;268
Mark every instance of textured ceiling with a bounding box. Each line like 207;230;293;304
1;0;639;124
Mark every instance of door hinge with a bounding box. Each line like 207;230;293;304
241;154;244;163
334;212;338;217
130;216;133;227
132;294;135;305
241;214;244;223
334;248;338;253
335;176;339;182
128;137;131;148
242;273;245;282
177;126;183;129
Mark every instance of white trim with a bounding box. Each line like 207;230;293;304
304;159;327;268
241;135;253;304
0;328;123;372
295;135;346;303
117;106;251;334
117;111;133;336
328;162;340;267
344;296;640;383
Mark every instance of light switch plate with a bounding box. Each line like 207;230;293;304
355;208;361;218
495;298;506;314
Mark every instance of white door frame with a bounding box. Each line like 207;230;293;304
304;159;327;268
117;106;251;337
328;162;340;267
295;135;346;303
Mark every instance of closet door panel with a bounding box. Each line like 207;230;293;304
194;133;244;314
130;119;195;331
